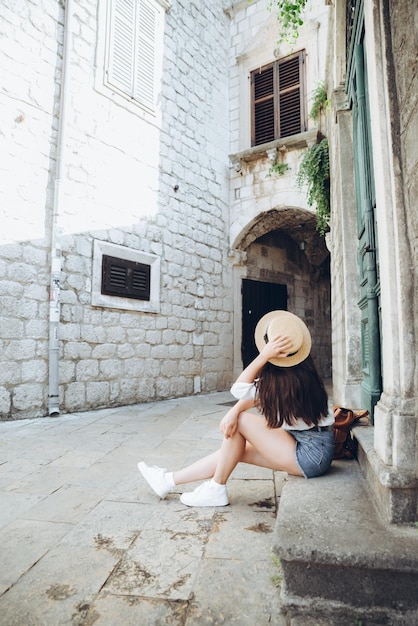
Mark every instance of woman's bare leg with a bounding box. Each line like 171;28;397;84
173;450;220;485
173;410;302;486
212;430;246;484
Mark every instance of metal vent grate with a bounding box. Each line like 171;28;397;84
101;254;151;301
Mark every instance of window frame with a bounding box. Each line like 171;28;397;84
95;0;170;119
250;50;307;147
92;240;160;313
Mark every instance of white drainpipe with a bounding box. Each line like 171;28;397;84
48;0;73;415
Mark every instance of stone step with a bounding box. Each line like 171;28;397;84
273;459;418;625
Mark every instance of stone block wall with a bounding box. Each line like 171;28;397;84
0;0;234;419
226;1;331;380
246;238;331;379
0;0;60;419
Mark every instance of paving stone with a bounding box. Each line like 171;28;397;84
0;519;73;594
0;393;285;624
60;500;154;551
227;477;278;512
66;461;131;490
22;484;108;524
103;526;206;600
0;490;44;530
5;465;85;496
0;458;48;489
82;593;189;625
45;442;120;469
96;440;149;465
0;545;117;626
185;558;284;626
204;508;276;561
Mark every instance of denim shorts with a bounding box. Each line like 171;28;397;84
289;429;335;478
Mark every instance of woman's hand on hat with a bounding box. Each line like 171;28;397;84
260;334;293;361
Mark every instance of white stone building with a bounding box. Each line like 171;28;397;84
0;0;330;419
226;1;330;381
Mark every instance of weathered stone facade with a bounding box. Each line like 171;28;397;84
1;0;332;420
326;0;418;522
0;0;233;418
226;0;331;380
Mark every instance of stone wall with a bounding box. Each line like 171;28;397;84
0;0;234;419
0;0;61;419
325;0;418;521
388;0;418;394
226;0;331;380
246;239;331;379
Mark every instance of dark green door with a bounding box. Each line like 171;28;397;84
351;40;382;420
241;279;287;368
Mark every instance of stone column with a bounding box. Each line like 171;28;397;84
229;249;247;380
329;86;363;408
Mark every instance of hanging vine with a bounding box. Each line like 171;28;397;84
309;81;330;122
297;138;330;235
267;0;309;44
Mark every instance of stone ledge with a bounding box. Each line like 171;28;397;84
273;460;418;624
354;425;418;523
229;129;319;167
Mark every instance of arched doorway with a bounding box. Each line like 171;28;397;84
231;207;331;381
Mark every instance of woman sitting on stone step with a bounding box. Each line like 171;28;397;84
138;310;335;507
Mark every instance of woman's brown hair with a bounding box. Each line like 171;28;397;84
255;355;328;428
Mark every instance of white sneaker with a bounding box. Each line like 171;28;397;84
180;480;229;507
137;462;173;498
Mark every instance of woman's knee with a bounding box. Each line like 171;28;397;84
237;410;260;428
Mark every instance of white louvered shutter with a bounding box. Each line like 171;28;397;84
134;0;156;109
108;0;135;96
107;0;157;110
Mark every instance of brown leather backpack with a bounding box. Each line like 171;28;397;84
333;406;369;460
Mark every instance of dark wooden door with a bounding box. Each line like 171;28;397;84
241;279;287;368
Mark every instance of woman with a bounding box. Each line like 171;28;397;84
138;310;334;507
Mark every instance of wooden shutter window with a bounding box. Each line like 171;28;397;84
251;51;306;146
107;0;157;109
278;53;304;137
101;254;151;301
252;64;275;146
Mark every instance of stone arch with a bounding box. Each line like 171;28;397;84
229;205;331;381
231;206;329;268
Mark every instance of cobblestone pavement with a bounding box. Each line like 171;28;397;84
0;392;287;625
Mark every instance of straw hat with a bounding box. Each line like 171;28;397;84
254;310;312;367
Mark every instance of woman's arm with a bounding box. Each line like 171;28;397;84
219;397;255;439
235;334;293;384
221;334;292;439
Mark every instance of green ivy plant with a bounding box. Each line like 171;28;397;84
268;162;290;177
267;0;309;44
297;137;330;235
309;81;330;122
